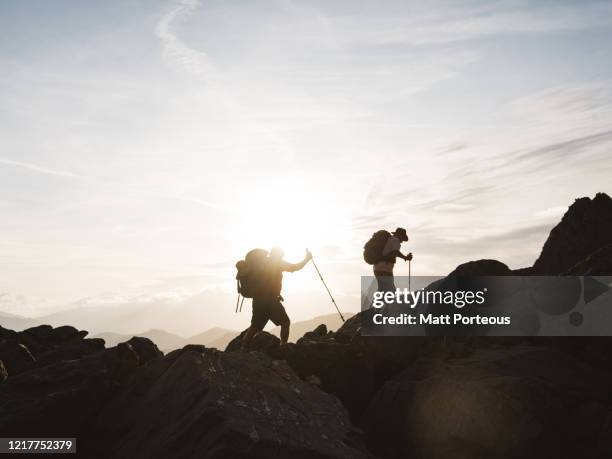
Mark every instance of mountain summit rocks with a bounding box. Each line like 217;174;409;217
533;192;612;274
1;193;612;458
94;346;370;459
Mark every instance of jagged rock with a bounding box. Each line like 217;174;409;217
0;360;7;382
0;341;36;375
34;338;105;368
567;244;612;275
228;326;445;421
125;336;164;363
447;259;512;277
0;338;159;438
21;324;54;343
51;325;87;342
93;346;371;459
299;324;328;342
0;326;17;340
13;332;47;357
0;350;130;436
533;193;612;274
226;329;281;352
21;324;87;348
362;346;612;459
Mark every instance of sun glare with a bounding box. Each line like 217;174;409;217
229;178;351;262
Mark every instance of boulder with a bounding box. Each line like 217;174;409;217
226;329;281;353
533;193;612;274
0;338;161;438
567;244;612;275
21;324;54;343
0;350;131;436
299;324;328;342
92;346;371;459
228;327;447;421
362;346;612;459
33;338;106;368
51;325;87;342
0;326;17;340
0;341;36;376
447;259;512;277
126;336;164;363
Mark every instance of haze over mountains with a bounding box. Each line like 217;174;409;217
2;193;612;458
91;313;353;352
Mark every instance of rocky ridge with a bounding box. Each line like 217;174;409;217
2;193;612;458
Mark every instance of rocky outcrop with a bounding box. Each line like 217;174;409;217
2;192;612;458
0;360;7;382
226;328;281;353
0;323;101;377
533;192;612;274
447;259;512;277
227;327;457;421
567;244;612;275
362;346;612;459
0;337;162;438
0;341;36;375
92;345;371;459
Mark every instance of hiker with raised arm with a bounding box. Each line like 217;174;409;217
238;247;312;350
364;227;412;292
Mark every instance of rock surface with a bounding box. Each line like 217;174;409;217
0;338;162;437
0;323;99;377
567;243;612;275
2;192;612;459
362;346;612;459
93;345;370;459
533;192;612;274
227;326;452;420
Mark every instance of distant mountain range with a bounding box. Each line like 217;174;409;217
269;312;353;342
92;327;238;352
0;311;39;331
87;313;353;352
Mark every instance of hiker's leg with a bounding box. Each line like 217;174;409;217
241;326;257;350
243;298;267;350
270;299;291;345
280;317;290;345
374;271;395;292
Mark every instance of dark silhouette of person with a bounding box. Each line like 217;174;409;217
373;227;412;292
241;247;312;350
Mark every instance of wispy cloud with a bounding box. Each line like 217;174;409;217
0;158;81;179
506;129;612;164
155;0;215;77
353;2;612;46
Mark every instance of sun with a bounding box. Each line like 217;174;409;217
228;177;351;262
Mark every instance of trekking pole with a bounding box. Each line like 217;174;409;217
311;255;345;322
235;293;241;313
409;258;412;291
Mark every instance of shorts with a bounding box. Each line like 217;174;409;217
251;297;289;331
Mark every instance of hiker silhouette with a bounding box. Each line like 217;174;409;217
365;227;412;293
241;247;312;350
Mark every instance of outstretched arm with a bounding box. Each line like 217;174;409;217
388;250;413;261
282;249;313;272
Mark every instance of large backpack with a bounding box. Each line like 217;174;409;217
235;249;270;301
363;230;392;265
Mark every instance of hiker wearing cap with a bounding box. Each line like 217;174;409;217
240;247;312;350
373;227;412;292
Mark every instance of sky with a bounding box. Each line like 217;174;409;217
1;0;612;326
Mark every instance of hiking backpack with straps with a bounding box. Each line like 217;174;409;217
363;230;392;265
235;249;270;306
